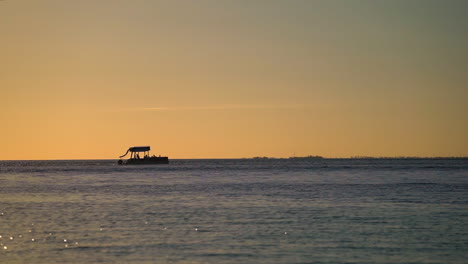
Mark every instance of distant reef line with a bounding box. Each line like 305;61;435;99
245;156;467;160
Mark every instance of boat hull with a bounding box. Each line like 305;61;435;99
119;157;169;165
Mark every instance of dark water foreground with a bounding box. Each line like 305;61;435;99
0;159;467;263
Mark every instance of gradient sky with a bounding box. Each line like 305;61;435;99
1;0;467;159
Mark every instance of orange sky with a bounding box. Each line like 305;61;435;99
1;0;467;159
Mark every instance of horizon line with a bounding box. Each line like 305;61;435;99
1;156;467;161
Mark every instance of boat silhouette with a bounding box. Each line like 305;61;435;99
118;146;169;165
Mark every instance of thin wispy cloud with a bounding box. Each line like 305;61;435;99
140;104;309;111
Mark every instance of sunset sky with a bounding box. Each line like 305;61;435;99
1;0;467;159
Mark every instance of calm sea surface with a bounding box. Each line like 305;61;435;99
0;159;467;264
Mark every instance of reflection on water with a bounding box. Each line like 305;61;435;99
0;159;467;263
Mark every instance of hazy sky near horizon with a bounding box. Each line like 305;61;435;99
1;0;467;159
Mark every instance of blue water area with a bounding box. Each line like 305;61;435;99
0;159;467;263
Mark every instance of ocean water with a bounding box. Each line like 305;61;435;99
0;159;467;264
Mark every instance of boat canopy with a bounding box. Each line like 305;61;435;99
120;146;151;158
129;146;150;152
